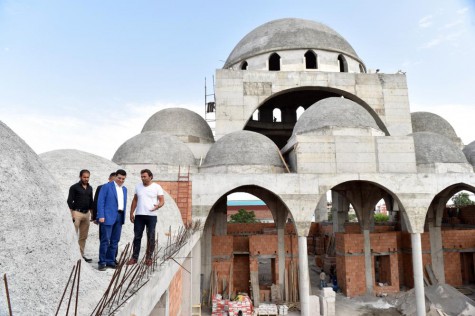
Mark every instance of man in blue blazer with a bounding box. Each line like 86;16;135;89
97;169;127;270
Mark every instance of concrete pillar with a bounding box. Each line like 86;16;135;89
428;223;445;283
278;225;285;289
331;191;348;232
298;236;310;316
314;195;328;222
411;233;426;316
201;223;213;297
214;199;227;236
363;229;373;295
191;239;202;305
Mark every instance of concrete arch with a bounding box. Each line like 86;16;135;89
243;85;391;148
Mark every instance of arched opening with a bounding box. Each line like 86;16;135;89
272;108;281;122
338;54;348;73
359;63;365;73
241;61;248;70
202;185;297;305
252;109;260;121
305;50;318;69
425;184;475;287
243;86;390;149
308;180;405;297
269;53;281;71
296;106;305;120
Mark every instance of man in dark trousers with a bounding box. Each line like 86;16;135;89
127;169;164;266
92;172;117;224
67;169;94;262
96;169;127;271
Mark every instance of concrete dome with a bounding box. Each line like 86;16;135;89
412;132;468;165
0;122;102;315
202;130;284;172
112;131;196;166
293;97;381;135
411;112;460;146
142;108;214;143
224;18;361;68
463;140;475;166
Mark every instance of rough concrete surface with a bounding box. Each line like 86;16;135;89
0;121;107;315
1;122;185;315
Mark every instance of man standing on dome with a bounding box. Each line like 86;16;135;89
127;169;164;266
97;169;128;271
67;169;94;263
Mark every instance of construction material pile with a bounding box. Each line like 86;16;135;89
396;284;475;316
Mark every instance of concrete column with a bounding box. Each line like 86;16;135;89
191;239;202;305
181;256;192;315
214;199;227;236
314;195;328;222
363;229;373;295
278;225;285;290
428;223;445;283
298;236;310;316
201;224;213;297
411;233;426;316
331;191;349;233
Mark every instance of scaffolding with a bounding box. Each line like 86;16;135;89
205;76;216;136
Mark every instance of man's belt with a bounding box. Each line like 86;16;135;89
74;209;89;214
118;209;124;213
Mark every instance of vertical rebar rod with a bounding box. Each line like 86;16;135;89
75;259;81;316
65;260;79;316
3;274;13;316
55;265;76;316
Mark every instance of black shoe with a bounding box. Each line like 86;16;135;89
83;256;92;263
98;264;106;271
106;263;117;269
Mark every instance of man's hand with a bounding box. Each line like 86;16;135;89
130;213;135;223
71;210;75;222
99;218;105;223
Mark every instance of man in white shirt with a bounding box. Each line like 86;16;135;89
127;169;164;266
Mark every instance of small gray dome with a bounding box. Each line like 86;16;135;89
142;108;214;143
202;131;284;169
463;140;475;166
411;112;460;145
293;97;381;135
112;131;195;165
224;18;361;68
412;132;468;165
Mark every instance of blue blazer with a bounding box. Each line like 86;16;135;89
97;181;127;225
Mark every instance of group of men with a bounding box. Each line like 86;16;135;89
67;168;165;271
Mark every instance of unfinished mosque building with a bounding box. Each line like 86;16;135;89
1;17;475;316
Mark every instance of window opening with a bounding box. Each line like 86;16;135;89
338;54;348;72
296;106;305;120
252;109;260;121
359;64;365;73
272;108;281;122
241;61;248;70
305;50;317;69
269;53;281;71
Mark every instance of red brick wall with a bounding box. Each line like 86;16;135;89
169;268;183;316
233;255;250;293
157;181;192;225
212;236;234;256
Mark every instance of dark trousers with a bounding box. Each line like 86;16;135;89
132;215;157;260
99;225;118;260
99;216;122;265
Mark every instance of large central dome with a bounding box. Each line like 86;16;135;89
224;18;361;68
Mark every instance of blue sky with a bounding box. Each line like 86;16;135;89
0;0;474;159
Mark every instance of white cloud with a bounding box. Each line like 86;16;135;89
419;15;433;28
457;7;469;15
